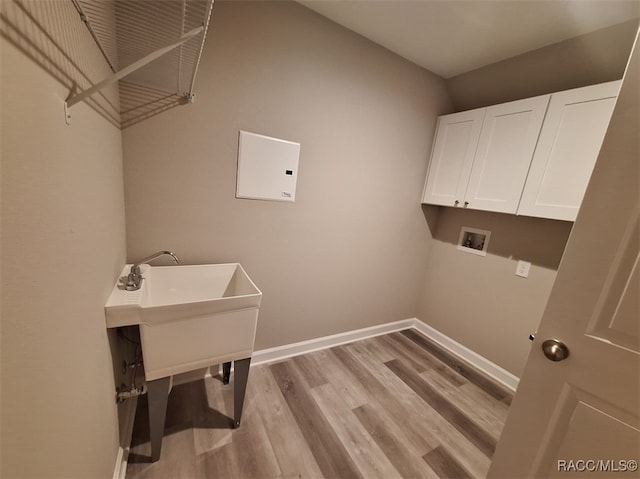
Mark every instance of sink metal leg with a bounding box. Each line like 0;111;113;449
233;357;251;428
147;376;171;462
222;361;231;385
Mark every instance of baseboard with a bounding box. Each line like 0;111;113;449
112;395;138;479
251;318;416;366
411;319;519;392
252;317;519;392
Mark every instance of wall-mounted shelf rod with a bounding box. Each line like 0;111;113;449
187;0;215;100
65;25;204;122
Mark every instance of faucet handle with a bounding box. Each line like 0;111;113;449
125;271;142;291
124;251;178;291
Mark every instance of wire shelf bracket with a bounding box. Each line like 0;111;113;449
64;25;203;125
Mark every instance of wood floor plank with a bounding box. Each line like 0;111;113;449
192;375;235;456
196;440;242;479
126;392;198;479
333;343;440;454
129;429;199;479
311;382;401;479
388;332;467;387
304;348;370;409
413;401;492;478
346;342;491;478
420;369;506;440
164;381;199;433
423;445;473;479
125;331;512;479
353;335;397;362
385;358;497;458
290;352;329;388
269;360;363;479
377;334;430;373
221;384;283;479
194;372;284;478
250;365;324;478
353;402;440;479
459;382;511;423
126;388;199;479
400;329;511;401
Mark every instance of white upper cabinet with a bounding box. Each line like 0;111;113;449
517;80;621;221
422;95;550;214
422;80;620;221
465;95;550;214
421;109;485;206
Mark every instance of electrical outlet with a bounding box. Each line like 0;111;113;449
516;260;531;278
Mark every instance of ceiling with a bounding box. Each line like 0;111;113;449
297;0;640;78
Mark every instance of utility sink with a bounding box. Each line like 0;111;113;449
105;263;262;381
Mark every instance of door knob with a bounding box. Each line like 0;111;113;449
541;339;570;362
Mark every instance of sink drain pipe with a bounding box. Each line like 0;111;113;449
116;383;147;404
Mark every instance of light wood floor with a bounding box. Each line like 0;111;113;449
126;329;513;479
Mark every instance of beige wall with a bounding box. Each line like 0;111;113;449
447;19;639;111
417;210;572;377
0;2;126;477
123;1;451;350
417;21;638;378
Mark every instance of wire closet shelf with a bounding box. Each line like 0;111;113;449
67;0;214;127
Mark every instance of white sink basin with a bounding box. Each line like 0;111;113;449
105;263;262;380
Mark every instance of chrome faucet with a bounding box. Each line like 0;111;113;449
125;250;180;291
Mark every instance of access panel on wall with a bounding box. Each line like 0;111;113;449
236;130;301;202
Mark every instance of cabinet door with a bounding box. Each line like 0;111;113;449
518;81;621;221
421;109;485;206
464;95;550;213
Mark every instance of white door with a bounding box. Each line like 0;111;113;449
464;95;549;214
518;80;621;222
421;109;485;207
488;35;639;478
